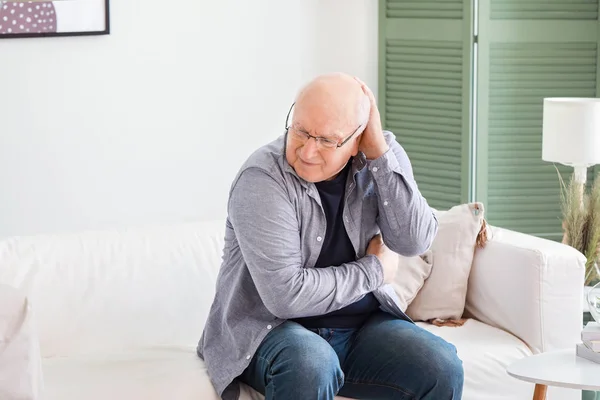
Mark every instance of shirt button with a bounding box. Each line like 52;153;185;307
246;355;251;360
384;201;388;206
317;236;322;242
372;167;378;172
267;325;272;330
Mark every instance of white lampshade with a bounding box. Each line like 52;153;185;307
542;97;600;167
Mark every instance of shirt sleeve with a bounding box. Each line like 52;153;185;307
228;167;384;320
366;130;438;256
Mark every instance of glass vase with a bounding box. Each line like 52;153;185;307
587;280;600;324
584;263;600;400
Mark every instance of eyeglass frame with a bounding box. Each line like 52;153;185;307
284;102;363;149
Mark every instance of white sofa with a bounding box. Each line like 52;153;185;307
0;220;585;400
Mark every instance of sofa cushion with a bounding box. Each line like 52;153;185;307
0;220;227;357
406;203;485;321
40;345;351;400
42;346;218;400
417;319;532;400
40;321;533;400
0;284;43;400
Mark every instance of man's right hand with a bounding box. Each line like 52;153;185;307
366;234;397;285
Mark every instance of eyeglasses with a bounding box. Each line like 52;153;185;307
284;102;362;150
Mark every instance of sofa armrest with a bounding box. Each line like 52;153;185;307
0;284;43;399
465;226;585;354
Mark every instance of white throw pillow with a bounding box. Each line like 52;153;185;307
391;250;433;312
405;203;485;322
0;284;44;400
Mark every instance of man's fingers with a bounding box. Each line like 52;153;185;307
354;76;377;104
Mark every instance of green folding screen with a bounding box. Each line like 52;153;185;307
378;0;473;211
379;0;600;240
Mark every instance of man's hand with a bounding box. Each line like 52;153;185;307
366;234;397;285
355;78;389;160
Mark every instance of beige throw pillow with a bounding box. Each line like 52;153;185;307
391;250;433;312
405;202;485;322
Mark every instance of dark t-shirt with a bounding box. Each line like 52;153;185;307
292;162;380;329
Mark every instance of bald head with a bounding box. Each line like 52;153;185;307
293;73;370;137
285;73;371;182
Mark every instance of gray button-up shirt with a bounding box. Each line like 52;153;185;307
197;130;438;400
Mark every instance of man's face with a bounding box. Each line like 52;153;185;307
285;107;360;183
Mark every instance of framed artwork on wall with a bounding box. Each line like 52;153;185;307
0;0;109;39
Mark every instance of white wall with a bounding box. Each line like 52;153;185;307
314;1;379;96
0;0;377;238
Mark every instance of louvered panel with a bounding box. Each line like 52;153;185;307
418;175;464;189
387;91;462;104
491;0;598;20
488;141;541;151
386;0;463;19
388;97;462;111
388;121;462;135
389;114;462;129
409;151;462;166
486;42;597;239
386;39;464;210
387;83;462;95
491;199;564;211
394;142;461;158
488;128;546;138
387;77;462;90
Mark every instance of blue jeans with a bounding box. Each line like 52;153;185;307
239;311;464;399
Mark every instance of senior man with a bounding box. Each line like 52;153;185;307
198;73;464;400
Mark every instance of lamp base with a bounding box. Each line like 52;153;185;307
561;166;588;245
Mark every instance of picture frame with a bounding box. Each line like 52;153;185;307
0;0;109;39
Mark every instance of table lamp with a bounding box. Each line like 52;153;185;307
542;97;600;185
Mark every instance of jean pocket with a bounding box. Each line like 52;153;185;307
307;328;334;342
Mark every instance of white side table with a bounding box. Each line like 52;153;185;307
507;349;600;400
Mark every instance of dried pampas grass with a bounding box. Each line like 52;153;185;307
559;169;600;286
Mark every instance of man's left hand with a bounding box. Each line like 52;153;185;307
355;78;389;160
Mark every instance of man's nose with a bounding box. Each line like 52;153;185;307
300;137;320;159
